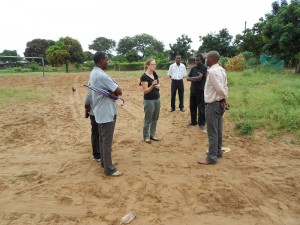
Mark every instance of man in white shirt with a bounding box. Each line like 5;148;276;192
198;51;229;165
167;55;187;112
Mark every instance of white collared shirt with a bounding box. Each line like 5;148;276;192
167;63;187;80
204;63;228;103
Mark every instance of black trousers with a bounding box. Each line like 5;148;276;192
171;79;184;110
189;90;206;126
90;115;100;159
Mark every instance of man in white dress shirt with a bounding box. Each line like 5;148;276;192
167;55;187;112
198;51;229;165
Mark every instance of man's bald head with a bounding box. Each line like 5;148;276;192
206;51;220;67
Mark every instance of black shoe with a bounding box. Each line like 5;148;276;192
180;108;185;112
188;122;197;126
169;108;175;112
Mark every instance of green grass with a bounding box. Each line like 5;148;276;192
0;65;90;75
0;86;51;105
228;67;300;142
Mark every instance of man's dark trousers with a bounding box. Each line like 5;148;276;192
90;115;100;159
205;102;224;163
189;90;206;126
98;117;117;175
171;79;184;110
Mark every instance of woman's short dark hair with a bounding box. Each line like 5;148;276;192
93;52;107;64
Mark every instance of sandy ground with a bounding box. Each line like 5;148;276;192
0;72;299;225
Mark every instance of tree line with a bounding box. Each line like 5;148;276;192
1;0;299;73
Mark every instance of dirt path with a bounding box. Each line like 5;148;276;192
0;73;299;225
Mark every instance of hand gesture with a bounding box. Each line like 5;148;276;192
152;79;158;86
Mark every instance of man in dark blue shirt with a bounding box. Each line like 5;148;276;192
187;54;207;128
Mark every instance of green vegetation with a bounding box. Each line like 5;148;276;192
0;86;51;105
228;66;300;142
0;64;89;75
46;37;84;73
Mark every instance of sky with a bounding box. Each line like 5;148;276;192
0;0;277;57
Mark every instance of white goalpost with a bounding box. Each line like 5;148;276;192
0;56;45;76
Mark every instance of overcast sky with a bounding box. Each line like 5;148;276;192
1;0;277;56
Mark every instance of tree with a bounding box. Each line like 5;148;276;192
46;37;84;72
133;33;164;58
88;37;116;57
198;28;237;57
116;34;164;62
24;39;55;64
262;0;300;71
83;51;94;61
168;34;192;62
116;36;137;62
234;19;269;57
0;50;18;62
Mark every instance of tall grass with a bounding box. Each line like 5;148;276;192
228;67;300;142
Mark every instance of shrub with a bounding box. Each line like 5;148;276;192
84;61;94;70
29;61;40;72
219;56;229;68
74;63;82;70
242;51;253;60
111;55;127;63
235;120;256;135
225;54;245;71
245;58;258;69
156;57;169;69
242;51;258;69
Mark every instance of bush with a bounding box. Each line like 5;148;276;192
242;51;258;69
111;55;127;63
235;120;256;135
225;54;245;71
155;57;169;69
74;63;82;70
242;51;254;60
219;56;229;68
245;58;258;69
84;61;94;70
29;61;40;72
